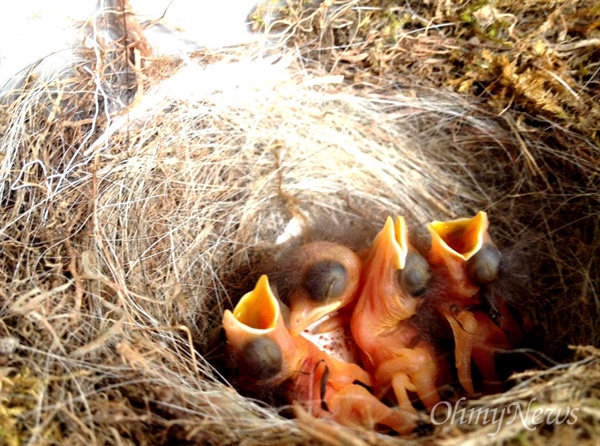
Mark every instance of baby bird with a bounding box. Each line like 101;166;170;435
424;211;523;393
222;275;414;433
263;223;369;363
280;241;362;337
350;216;443;421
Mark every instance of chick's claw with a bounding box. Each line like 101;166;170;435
328;384;417;435
389;373;418;416
375;344;441;411
443;307;478;394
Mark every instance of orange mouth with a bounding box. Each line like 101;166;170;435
428;211;489;262
232;275;279;332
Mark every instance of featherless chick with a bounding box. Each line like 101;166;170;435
222;275;415;433
423;211;525;393
350;216;446;423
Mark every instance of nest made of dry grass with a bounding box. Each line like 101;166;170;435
0;1;598;445
251;0;600;140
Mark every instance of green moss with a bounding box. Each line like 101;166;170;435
460;0;493;24
0;368;43;446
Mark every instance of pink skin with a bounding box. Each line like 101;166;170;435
426;211;521;393
351;216;443;415
223;275;415;433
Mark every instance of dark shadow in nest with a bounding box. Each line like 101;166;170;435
259;214;380;307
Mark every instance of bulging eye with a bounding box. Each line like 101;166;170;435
237;337;283;381
399;251;430;297
466;244;502;285
303;260;348;303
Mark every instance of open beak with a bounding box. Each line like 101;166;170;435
428;211;489;263
223;275;298;382
427;211;490;298
223;275;280;339
426;212;496;393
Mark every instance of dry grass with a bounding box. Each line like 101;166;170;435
0;0;598;444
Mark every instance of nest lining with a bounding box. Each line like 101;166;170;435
0;1;598;445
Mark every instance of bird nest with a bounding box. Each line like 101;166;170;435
0;1;598;445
